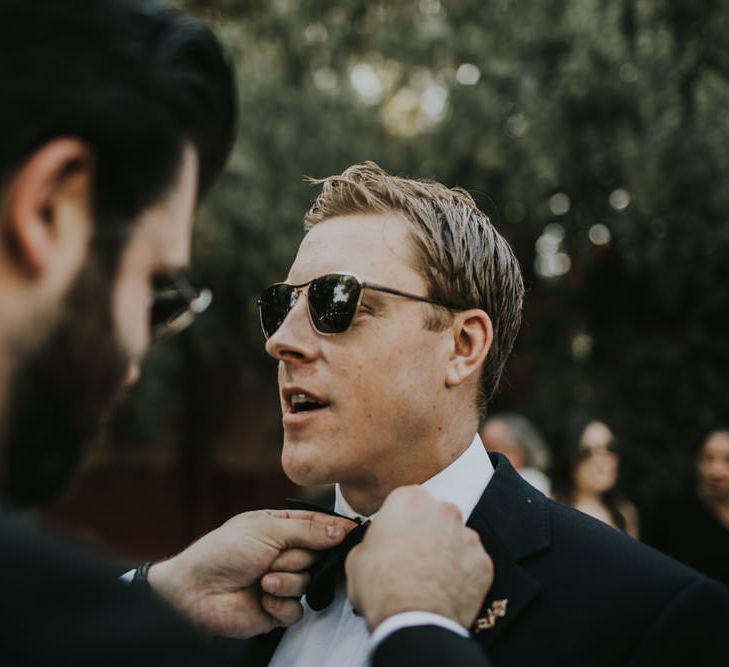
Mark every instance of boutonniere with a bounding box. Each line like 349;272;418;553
473;598;509;633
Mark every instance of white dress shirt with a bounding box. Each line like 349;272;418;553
269;433;495;667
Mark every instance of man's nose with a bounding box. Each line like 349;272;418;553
265;294;319;363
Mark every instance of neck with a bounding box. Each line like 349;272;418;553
574;489;604;506
339;418;478;517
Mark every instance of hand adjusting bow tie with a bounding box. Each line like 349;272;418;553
288;498;370;611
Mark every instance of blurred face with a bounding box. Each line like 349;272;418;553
697;431;729;502
111;146;199;382
265;214;452;503
573;420;619;495
1;148;198;508
482;419;525;469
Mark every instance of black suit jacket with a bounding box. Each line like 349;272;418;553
0;510;233;666
468;455;729;665
0;510;481;667
239;454;729;666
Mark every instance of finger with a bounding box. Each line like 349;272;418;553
379;485;436;515
440;500;463;522
464;526;483;545
263;509;357;527
261;594;305;627
261;571;311;598
270;547;317;572
263;513;357;550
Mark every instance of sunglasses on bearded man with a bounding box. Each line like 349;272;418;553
257;272;459;339
150;271;212;339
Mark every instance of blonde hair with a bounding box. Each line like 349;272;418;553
305;161;524;420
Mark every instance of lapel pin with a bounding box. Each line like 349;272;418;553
473;598;509;633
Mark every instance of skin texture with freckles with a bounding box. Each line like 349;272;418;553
266;213;482;516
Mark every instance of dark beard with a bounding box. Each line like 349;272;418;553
0;255;129;509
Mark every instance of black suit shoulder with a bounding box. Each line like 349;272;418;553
470;458;729;666
548;501;729;664
546;499;712;601
0;512;231;667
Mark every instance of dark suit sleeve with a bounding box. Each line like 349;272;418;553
0;514;234;667
372;625;491;667
628;578;729;666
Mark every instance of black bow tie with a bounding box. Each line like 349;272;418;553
288;498;370;611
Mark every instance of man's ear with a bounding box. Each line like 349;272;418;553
1;138;93;276
444;309;493;388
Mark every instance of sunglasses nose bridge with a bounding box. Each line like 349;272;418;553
286;285;309;323
274;284;316;337
264;286;322;362
292;284;307;304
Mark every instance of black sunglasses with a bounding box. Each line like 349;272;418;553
150;272;212;339
577;442;620;460
257;272;456;339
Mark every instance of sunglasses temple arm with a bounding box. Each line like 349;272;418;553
364;283;450;308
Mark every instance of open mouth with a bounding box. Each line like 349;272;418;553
289;392;329;413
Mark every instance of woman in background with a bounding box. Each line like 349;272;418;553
552;414;639;538
642;430;729;588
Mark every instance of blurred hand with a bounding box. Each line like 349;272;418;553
147;509;354;638
346;486;493;631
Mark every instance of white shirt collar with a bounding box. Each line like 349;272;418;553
334;433;494;525
269;434;494;667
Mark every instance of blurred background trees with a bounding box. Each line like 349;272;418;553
45;0;729;558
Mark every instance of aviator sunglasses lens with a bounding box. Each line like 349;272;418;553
150;273;212;339
308;274;362;334
259;284;297;338
151;296;188;331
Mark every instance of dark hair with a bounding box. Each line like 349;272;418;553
551;413;629;532
698;428;729;454
0;0;237;267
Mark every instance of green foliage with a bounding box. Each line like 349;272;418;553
112;0;729;509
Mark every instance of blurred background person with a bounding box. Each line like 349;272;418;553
480;413;551;494
551;414;639;538
642;430;729;589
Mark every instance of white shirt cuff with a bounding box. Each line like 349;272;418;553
119;569;135;584
368;611;468;656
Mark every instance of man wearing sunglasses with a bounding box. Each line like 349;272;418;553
254;162;729;666
0;2;492;666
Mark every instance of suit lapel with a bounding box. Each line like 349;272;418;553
466;454;550;646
